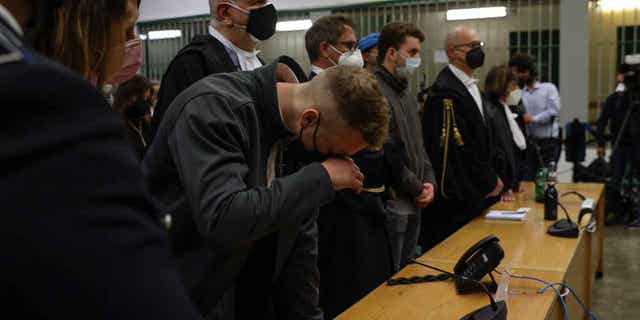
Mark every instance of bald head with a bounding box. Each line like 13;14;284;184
445;25;483;75
445;26;479;51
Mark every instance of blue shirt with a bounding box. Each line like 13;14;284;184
522;81;561;138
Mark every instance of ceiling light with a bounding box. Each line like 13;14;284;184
446;6;508;21
276;19;313;32
147;30;182;40
600;0;640;10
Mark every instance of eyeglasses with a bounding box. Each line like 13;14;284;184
334;41;358;52
453;41;485;50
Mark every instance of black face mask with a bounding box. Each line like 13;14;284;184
465;47;485;69
125;100;151;120
298;113;321;153
243;4;278;41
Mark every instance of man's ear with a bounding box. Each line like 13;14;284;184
319;41;332;60
387;47;399;62
216;3;233;26
301;109;320;126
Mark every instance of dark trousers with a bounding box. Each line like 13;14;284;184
607;145;636;220
523;138;561;181
318;192;393;319
611;145;634;187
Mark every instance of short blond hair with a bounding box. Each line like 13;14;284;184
320;66;391;148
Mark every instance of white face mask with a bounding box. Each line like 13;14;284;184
329;45;364;68
506;88;523;106
616;83;626;93
396;55;421;79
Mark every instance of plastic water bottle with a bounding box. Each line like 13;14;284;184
544;163;558;221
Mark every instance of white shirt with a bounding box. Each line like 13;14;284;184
209;26;262;71
310;64;325;76
0;4;22;36
522;81;561;138
449;64;484;119
500;101;527;151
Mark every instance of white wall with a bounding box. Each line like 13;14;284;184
139;0;392;22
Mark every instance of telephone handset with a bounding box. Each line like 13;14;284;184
453;235;505;294
387;235;505;295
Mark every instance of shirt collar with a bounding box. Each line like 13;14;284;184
256;57;308;142
525;81;542;92
209;25;260;58
374;65;408;92
0;4;22;36
449;64;479;88
310;64;325;76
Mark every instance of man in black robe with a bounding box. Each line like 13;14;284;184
421;26;503;251
149;0;277;141
144;59;390;319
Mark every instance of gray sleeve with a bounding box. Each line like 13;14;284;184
422;148;437;186
169;95;335;247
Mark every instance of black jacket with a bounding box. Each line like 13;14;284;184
143;57;333;318
0;21;201;319
486;98;518;192
596;91;634;148
423;66;498;205
150;34;239;141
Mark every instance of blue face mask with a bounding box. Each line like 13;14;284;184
397;54;422;79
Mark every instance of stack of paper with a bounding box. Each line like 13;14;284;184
485;208;530;221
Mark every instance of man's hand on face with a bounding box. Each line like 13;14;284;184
322;157;364;193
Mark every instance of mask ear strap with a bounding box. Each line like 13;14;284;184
312;113;322;152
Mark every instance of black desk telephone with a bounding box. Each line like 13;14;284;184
388;235;504;294
387;235;507;320
453;235;505;294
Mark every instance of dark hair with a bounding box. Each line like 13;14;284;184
305;14;354;63
377;22;425;65
508;53;538;78
113;75;153;115
485;65;517;101
31;0;129;86
324;66;390;148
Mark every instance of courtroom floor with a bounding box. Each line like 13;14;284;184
592;226;640;319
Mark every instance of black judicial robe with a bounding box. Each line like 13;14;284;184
144;57;329;319
420;66;499;249
317;143;422;319
485;98;519;193
0;19;201;319
149;34;239;141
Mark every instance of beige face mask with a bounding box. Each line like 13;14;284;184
506;88;523;106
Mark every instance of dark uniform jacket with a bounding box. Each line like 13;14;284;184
0;18;201;319
423;66;498;208
143;57;332;319
150;34;239;141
